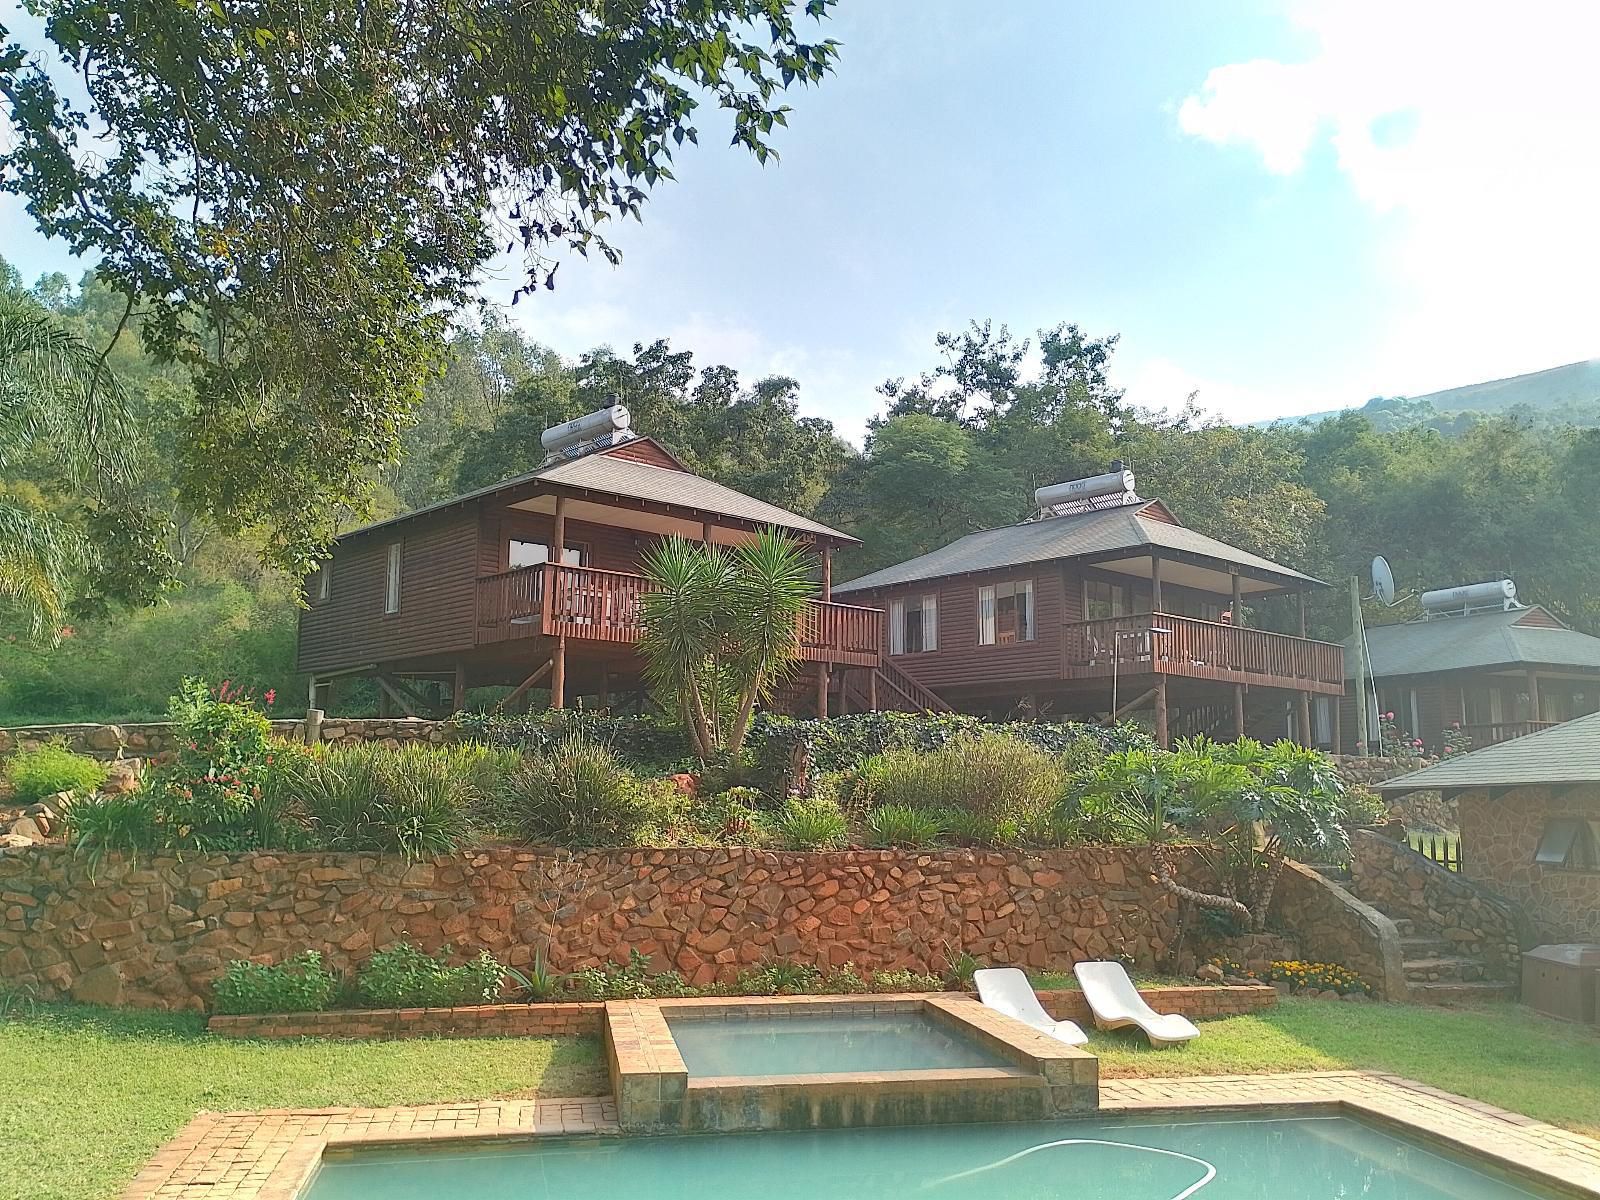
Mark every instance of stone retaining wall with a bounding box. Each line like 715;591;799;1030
1272;860;1408;999
202;984;1276;1040
1350;828;1528;977
0;717;452;762
0;845;1189;1011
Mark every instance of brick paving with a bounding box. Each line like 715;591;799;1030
123;1074;1600;1199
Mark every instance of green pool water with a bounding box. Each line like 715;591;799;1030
303;1114;1554;1200
664;1012;1012;1077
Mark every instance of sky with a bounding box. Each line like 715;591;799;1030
4;0;1600;441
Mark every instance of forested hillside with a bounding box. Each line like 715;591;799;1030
6;266;1600;722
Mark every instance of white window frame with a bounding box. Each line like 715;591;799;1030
310;563;330;604
889;593;939;655
385;542;402;615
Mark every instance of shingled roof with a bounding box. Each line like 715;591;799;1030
342;439;855;544
1346;607;1600;680
832;500;1322;595
1374;710;1600;793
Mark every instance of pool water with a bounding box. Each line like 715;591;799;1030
665;1012;1013;1077
303;1114;1555;1200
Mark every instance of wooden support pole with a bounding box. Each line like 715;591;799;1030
1154;676;1170;748
1232;573;1244;627
1297;690;1312;746
1332;697;1342;755
377;686;392;718
1299;590;1309;638
838;668;850;715
1234;683;1246;741
551;495;567;563
452;660;466;713
868;669;879;712
820;543;833;603
1150;553;1163;613
551;634;567;710
1104;686;1159;725
375;674;420;717
701;519;714;545
816;663;829;718
494;658;553;713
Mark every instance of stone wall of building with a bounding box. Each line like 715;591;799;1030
1271;860;1409;999
0;717;452;764
0;845;1189;1012
1349;829;1528;977
1458;786;1600;944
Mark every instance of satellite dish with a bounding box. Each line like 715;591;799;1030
1371;556;1396;606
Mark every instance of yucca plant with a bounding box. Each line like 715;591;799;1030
639;529;815;762
865;803;943;848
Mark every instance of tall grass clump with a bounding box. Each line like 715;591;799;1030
502;734;682;847
844;733;1069;832
296;743;472;858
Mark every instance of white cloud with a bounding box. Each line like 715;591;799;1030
1179;0;1600;401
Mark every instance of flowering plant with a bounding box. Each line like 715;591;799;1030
146;677;276;845
1267;959;1371;995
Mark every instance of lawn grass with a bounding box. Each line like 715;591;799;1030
5;996;1600;1200
1088;996;1600;1137
0;1005;606;1200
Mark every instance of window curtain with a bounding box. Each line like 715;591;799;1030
921;594;938;651
889;599;906;655
1018;580;1035;641
978;585;997;645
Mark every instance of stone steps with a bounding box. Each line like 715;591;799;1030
1403;955;1486;983
1400;935;1454;958
1411;980;1516;1004
1393;917;1416;937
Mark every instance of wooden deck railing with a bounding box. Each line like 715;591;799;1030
476;563;882;666
1062;612;1344;693
1460;720;1556;747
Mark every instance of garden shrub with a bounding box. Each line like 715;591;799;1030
678;787;768;846
735;961;824;995
357;941;507;1007
770;796;848;850
868;967;945;993
144;677;278;849
568;950;695;1000
296;744;473;859
865;803;943;848
3;742;108;803
847;733;1068;831
503;734;683;847
213;951;338;1014
453;711;693;771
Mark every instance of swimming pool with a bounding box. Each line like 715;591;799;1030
301;1113;1557;1200
666;1010;1014;1077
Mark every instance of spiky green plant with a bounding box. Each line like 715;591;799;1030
638;529;814;762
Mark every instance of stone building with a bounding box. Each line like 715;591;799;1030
1376;714;1600;943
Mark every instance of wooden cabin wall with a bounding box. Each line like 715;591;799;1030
297;506;480;674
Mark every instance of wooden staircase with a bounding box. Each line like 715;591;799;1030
838;659;951;714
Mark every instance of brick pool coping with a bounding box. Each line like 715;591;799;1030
120;1073;1600;1200
604;994;1099;1131
204;983;1276;1040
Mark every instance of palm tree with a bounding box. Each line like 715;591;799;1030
0;290;135;639
638;528;815;762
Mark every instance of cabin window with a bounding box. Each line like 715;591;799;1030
1463;686;1503;727
979;580;1034;645
308;563;330;604
1534;819;1600;870
509;539;585;569
889;594;938;655
384;543;402;614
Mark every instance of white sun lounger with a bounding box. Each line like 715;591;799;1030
973;967;1089;1046
1073;961;1200;1047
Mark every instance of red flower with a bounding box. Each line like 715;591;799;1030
264;688;276;706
